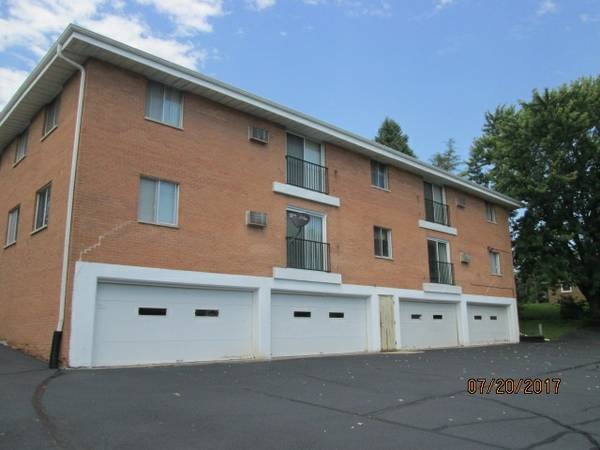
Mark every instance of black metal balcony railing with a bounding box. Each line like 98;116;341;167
286;155;329;194
286;237;331;272
429;260;455;285
425;199;450;226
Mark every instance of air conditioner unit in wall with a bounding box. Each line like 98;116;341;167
456;196;466;208
460;252;471;264
248;126;269;144
246;211;267;227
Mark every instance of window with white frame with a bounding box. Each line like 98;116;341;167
427;238;453;284
33;184;51;231
5;206;19;246
145;81;183;128
43;98;59;136
15;129;28;163
485;201;497;223
371;160;389;189
138;177;179;226
489;250;501;275
560;283;573;293
374;226;392;258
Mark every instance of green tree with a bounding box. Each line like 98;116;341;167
374;117;415;157
430;138;462;172
466;78;600;321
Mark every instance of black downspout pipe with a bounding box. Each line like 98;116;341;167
49;331;63;369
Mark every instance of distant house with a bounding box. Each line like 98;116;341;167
548;283;586;304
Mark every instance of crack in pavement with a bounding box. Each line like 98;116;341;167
430;414;539;432
31;370;71;450
242;386;507;449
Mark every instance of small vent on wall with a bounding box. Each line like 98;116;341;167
248;126;269;144
456;196;466;208
246;211;267;227
460;252;471;264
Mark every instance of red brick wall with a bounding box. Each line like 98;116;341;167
0;72;80;360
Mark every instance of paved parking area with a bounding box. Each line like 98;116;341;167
1;330;599;450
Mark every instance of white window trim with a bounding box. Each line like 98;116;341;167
138;177;180;227
286;205;327;243
374;226;393;259
14;130;28;165
32;184;51;233
42;98;60;138
5;206;19;247
272;182;340;207
489;250;502;276
145;82;184;129
485;202;497;224
371;161;389;190
427;237;452;264
560;284;573;293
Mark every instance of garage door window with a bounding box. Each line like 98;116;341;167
139;177;179;226
138;307;167;316
433;314;443;320
490;316;497;320
411;314;422;319
294;311;311;318
329;312;344;318
474;315;482;320
195;309;219;317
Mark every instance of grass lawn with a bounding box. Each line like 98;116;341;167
519;303;584;340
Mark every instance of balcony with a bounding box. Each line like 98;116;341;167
424;199;450;226
286;155;329;194
286;237;331;272
429;260;454;285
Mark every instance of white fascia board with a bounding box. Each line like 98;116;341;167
272;182;340;207
273;267;342;284
418;220;458;236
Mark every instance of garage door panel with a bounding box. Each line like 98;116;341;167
271;294;368;357
468;304;510;345
399;301;459;349
92;283;254;366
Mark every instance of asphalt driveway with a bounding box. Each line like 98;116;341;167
1;330;599;450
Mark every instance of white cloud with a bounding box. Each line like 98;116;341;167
135;0;225;34
0;68;29;110
580;13;600;23
301;0;391;18
537;0;557;16
247;0;276;10
435;0;455;12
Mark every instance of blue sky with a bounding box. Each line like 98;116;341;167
1;0;599;163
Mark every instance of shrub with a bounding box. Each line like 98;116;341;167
559;297;584;320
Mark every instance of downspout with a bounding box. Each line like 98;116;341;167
49;44;86;369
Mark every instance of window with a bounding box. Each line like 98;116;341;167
195;309;219;317
286;209;328;272
424;182;449;225
294;311;311;318
329;312;344;318
374;226;392;258
33;184;51;231
489;250;501;275
474;315;482;320
285;133;326;193
145;81;183;127
433;314;443;320
490;316;498;321
485;202;497;223
427;239;453;284
371;160;389;189
43;98;60;136
138;307;167;316
5;207;19;246
15;129;28;163
411;314;422;320
138;177;179;226
560;284;573;293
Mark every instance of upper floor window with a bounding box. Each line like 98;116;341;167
138;177;179;226
560;283;573;293
15;129;28;163
5;206;19;246
371;161;389;190
145;81;183;128
285;133;328;194
427;238;453;285
286;208;329;272
489;250;501;275
43;98;60;136
423;181;449;226
34;184;51;232
373;226;392;258
485;202;497;223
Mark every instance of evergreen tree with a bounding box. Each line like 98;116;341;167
430;138;462;172
374;117;415;157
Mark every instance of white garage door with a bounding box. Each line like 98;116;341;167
92;283;254;366
271;294;368;357
468;304;510;345
399;301;459;349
